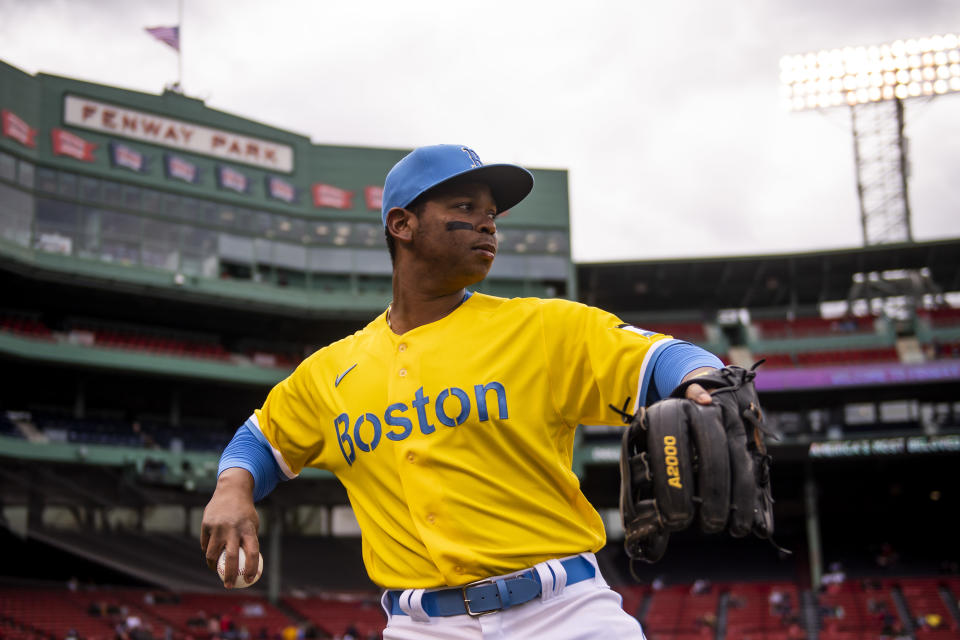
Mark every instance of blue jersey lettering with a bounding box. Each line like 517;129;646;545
334;381;509;466
354;413;382;453
335;413;356;466
436;388;471;427
384;402;413;441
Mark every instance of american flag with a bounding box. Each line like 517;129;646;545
145;26;180;51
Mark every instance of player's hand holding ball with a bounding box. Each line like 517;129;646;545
217;548;263;588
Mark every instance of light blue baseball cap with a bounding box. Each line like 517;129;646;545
380;144;534;226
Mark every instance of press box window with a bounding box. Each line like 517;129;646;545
79;176;101;202
36;167;58;193
17;159;34;189
844;403;877;425
0;151;15;182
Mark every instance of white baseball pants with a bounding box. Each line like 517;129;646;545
379;553;647;640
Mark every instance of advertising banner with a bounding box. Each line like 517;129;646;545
312;183;353;209
51;128;96;162
110;142;149;172
2;109;38;148
165;154;200;183
217;165;250;194
267;176;297;203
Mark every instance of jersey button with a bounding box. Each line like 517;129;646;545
406;452;416;463
398;343;407;352
398;368;407;377
426;513;436;524
454;566;464;574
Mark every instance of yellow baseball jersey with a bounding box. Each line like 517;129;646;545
252;292;673;589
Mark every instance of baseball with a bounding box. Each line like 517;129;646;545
216;548;263;588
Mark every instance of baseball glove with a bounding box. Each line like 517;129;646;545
617;363;777;563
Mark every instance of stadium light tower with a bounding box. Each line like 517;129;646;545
780;33;960;246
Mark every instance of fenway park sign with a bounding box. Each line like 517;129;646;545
63;94;293;172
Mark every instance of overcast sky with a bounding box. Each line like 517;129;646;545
1;0;958;262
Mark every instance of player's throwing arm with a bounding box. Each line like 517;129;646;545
201;467;262;589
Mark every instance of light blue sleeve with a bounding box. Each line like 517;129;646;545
648;341;723;404
218;419;287;502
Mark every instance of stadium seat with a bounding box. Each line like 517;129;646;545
897;578;957;633
637;321;708;342
755;352;795;368
919;306;960;328
280;594;386;637
755;315;876;339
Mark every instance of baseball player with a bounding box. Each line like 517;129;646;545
201;144;724;639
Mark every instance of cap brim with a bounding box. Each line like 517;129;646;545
412;163;534;214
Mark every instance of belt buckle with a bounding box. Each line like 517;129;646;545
461;578;499;617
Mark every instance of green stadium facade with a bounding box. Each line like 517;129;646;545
0;59;574;317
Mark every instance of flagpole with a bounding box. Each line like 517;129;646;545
177;0;183;91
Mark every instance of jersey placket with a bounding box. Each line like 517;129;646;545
387;335;450;577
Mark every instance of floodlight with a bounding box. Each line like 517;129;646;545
780;33;960;246
780;32;960;110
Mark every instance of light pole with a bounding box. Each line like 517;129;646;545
780;34;960;246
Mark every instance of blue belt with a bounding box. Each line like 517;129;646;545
388;555;595;617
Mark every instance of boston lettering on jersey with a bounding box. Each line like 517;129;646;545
335;382;508;465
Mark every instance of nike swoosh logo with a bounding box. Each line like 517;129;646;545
335;363;358;387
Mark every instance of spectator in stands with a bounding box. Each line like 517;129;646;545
768;588;785;615
821;561;846;593
691;578;711;595
786;621;805;639
207;614;221;637
867;595;890;627
132;421;157;449
695;612;717;630
130;625;153;640
875;542;898;569
818;603;844;621
832;318;858;333
917;612;943;630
